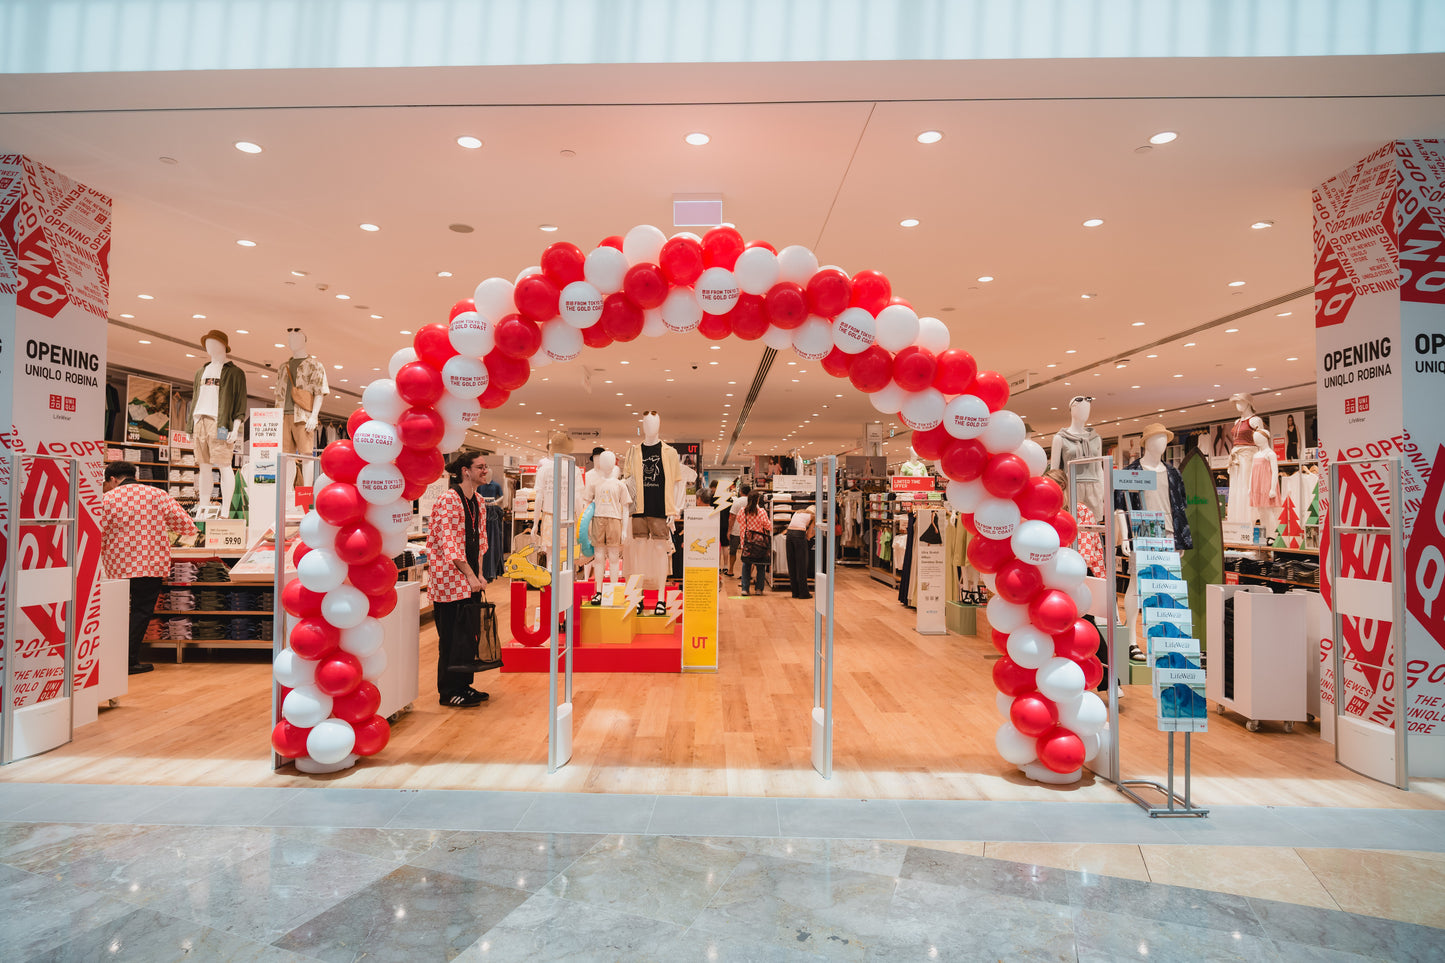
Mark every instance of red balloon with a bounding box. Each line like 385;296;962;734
940;437;989;482
1036;726;1087;774
368;586;399;618
850;269;892;315
319;440;364;484
597;235;624;250
990;628;1010;655
848;344;893;393
513;273;560;323
334;522;383;565
967;534;1015;574
697;311;732;340
1018;477;1065;521
973;370;1010;412
448;298;476;322
1080;655;1105;690
764;281;809;330
892;346;938;392
982;453;1029;499
702;226;745;269
395;361;445;407
806;268;852;318
484;350;531;391
315;651;363;698
910;424;951;461
316;482;366;527
889;295;914;309
495;314;542;359
1010;692;1060;737
992;656;1038;696
820;347;853;378
728;294;769;340
288;617;339;660
581;321;615;349
271;720;311;759
346;407;371;437
413;323;457;370
478;383;510;409
600;292;646;340
1055;620;1100;662
352;714;391;756
401;479;427;501
282;578;324;618
350;555;398;595
331;681;381;726
293;541;312;566
396;445;443;485
1050;510;1079;548
540;241;585;288
396;407;444;450
746;239;777;253
933;349;978;395
960;512;978;535
1030;589;1080;635
622;263;668;309
658;236;705;286
995;558;1045;604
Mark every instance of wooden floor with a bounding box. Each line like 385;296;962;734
4;568;1443;809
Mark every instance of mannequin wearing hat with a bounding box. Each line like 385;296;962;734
1113;422;1192;556
533;430;582;566
274;327;328;486
1225;392;1270;524
190;330;247;515
1051;396;1105;518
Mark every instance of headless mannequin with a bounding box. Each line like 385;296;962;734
1051;397;1105;518
193;336;243;515
1226;394;1266;524
623;412;687;604
277;328;326;486
582;450;631;602
899;448;928;476
533;430;580;567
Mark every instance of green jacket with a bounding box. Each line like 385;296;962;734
191;360;247;430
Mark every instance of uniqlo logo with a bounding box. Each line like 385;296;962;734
48;394;61;410
1344;398;1357;414
1357;395;1370;412
63;396;75;412
1346;694;1370;716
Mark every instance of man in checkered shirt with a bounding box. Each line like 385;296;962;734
102;462;198;674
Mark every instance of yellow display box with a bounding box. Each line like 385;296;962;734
577;604;636;645
634;612;676;635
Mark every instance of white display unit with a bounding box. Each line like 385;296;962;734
1205;585;1309;731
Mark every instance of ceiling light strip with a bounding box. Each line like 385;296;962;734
722;347;777;463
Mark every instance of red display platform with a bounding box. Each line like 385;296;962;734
502;583;683;673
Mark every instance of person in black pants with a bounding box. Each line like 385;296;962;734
426;452;490;708
785;506;815;599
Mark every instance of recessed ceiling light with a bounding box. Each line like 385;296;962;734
1083;218;1105;228
1115;363;1128;369
138;294;154;300
1228;280;1246;287
685;132;710;146
709;360;719;365
290;270;307;277
274;343;285;348
234;141;262;154
899;218;920;228
977;275;994;283
456;136;483;149
1081;293;1097;299
437;271;452;278
709;345;721;350
336;294;350;300
916;130;943;144
1065;349;1077;354
1225;327;1239;333
399;329;411;335
1149;131;1178;145
185;352;194;357
236;239;257;248
119;313;134;318
1184;342;1196;347
1172;373;1183;378
666;378;674;382
138;339;151;344
370;314;383;320
1046;363;1057;368
1146;353;1158;359
333;364;343;370
1286;356;1299;361
359;223;380;232
1251;220;1274;230
1131;385;1141;389
616;392;623;396
1245;367;1257;372
1277;311;1292;317
539;224;559;232
191;313;206;319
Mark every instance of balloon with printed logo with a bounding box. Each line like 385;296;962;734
622;263;668;309
352;420;403;465
333;522;382;565
764;281;808;329
892;346;938;392
600;293;646;341
974;496;1021;541
541;319;584;362
540;241;585;288
831;306;876;354
942;393;990;440
395;408;444;451
1035;726;1086;774
583;245;628;295
791;316;834;361
1011;518;1062;567
319;440;364;484
441;354;489;398
933;348;978;395
484;350;531;391
849;269;891;315
659;235;705;286
696;267;740;315
558;280;604;329
367;499;413;537
622;224;667;265
288;617;339;660
473;277;516;322
513;273;560;323
899;387;945;431
361;379;406;424
972;369;1010;412
660;286;703;333
479;383;510;409
395;362;445;408
806;267;851;317
875;303;920;353
733;245;780;295
847;344;893;393
413;323;457;370
449;310;494;357
352;715;391;756
271;720;311;759
940;437;989;482
331;681;381;725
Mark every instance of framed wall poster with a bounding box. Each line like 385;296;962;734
674;441;701;492
1269;410;1309;461
125;375;171;444
169;386;193;448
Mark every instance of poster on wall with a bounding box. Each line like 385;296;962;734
674;441;701;493
169;387;192;448
249;408;282;485
1269;411;1310;462
124;375;170;444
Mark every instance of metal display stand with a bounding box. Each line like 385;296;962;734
547;452;577;774
811;456;837;779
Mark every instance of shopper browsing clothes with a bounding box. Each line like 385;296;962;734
785;505;816;599
427;452;490;708
101;461;198;674
737;486;770;596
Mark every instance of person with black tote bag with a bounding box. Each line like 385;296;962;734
427;452;490;708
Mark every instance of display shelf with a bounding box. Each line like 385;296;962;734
148;551;274;662
154;609;272;616
1224;542;1319;556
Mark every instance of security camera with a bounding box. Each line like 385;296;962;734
691;364;698;370
316;282;329;292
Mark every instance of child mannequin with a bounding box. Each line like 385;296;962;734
582;449;631;604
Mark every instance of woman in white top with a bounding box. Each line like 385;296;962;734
785;506;816;599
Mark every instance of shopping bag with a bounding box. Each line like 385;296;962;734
476;597;503;671
742;527;770;563
447;594;504;672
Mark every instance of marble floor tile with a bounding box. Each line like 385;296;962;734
775;798;910;840
892;799;1047;841
1068;870;1268;937
1023;801;1192;845
30;905;306;962
274;863;530;962
1297;846;1445;910
48;825;277;908
885;839;985;857
865;876;1076;962
269;825;452;863
645;793;781;838
1269;941;1390;962
386;789;540;832
983;841;1151;882
8;784;187;825
0;782;70;814
131;787;304;827
1373;847;1445;863
1247;895;1444;963
897;846;1072;905
1277;807;1445;853
513;791;657;835
1073;906;1276;963
0;821;150;873
746;838;910;878
1309;868;1445;929
1139;844;1340;910
0;862;142;960
660;926;833;962
454;891;686;962
1166;805;1326;848
540;833;745;926
408;830;603;891
255;787;415;829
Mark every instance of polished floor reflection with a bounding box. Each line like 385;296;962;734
1;786;1442;961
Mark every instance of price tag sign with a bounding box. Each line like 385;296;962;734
204;519;248;552
1112;469;1159;491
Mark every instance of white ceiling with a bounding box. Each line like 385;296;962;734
2;54;1442;464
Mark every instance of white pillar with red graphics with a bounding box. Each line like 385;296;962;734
1314;138;1445;780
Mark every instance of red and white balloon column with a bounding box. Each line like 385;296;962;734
271;223;1105;781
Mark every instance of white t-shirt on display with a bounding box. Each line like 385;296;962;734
194;361;222;421
586;476;632;520
1139;465;1173;536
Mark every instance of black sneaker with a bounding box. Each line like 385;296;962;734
441;691;484;708
464;687;490;702
128;663;155;675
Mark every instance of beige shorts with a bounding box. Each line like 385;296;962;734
193;416;235;465
631;516;671;539
590;515;623;547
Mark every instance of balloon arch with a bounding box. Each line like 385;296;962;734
271;225;1109;782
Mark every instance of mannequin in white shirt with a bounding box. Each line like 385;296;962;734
533;430;581;566
193;335;243;514
276;328;327;485
582;449;632;603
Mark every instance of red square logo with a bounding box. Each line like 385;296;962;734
1357;395;1370;412
63;397;75;412
1346;694;1370;716
1344;398;1357;414
48;394;61;410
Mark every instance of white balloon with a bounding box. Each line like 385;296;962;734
439;425;466;450
660;287;702;333
995;722;1038;765
441;354;489;398
914;316;951;354
1058;691;1109;737
980;571;997;592
986;594;1030;633
876;304;920;352
306;718;356;765
946;479;987;513
831;306;876;354
1069;580;1094;614
696;267;740;315
559;280;604;329
541;320;584;363
435;393;481;430
298;549;346;593
340;617;385;658
1011;519;1061;566
1036;656;1088;703
981;410;1027;454
1022;762;1083;784
313;472;332;495
996;692;1016;719
352;420;402;464
366;499;413;534
869;380;908;414
388;347;418;379
473;277;516;322
975;497;1022;540
361;380;406;424
776;245;818;285
1041;547;1088;590
514;265;541;285
761;324;793;350
299;510;338;550
274;648;316;689
321;585;370;629
943;394;991;440
623;224;666;265
360;646;389;681
449;312;494;357
530;350;554;369
584;246;628;295
1006;626;1057;670
283;685;333;728
1079;730;1102;763
641;307;668;337
1017;439;1047;478
381;529;409;558
900;387;945;431
357;462;405;505
733;246;780;295
791;316;833;361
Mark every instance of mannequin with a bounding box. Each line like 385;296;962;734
622;411;686;610
274;327;328;486
1115;423;1193;661
899;448;929;476
1226;392;1268;524
581;449;631;604
533;430;581;566
190;330;247;515
1051;395;1105;518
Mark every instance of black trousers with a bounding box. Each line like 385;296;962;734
433;596;477;697
127;576;164;664
786;530;811;598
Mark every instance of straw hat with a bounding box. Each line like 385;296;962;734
1141;422;1174;445
199;329;230;352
